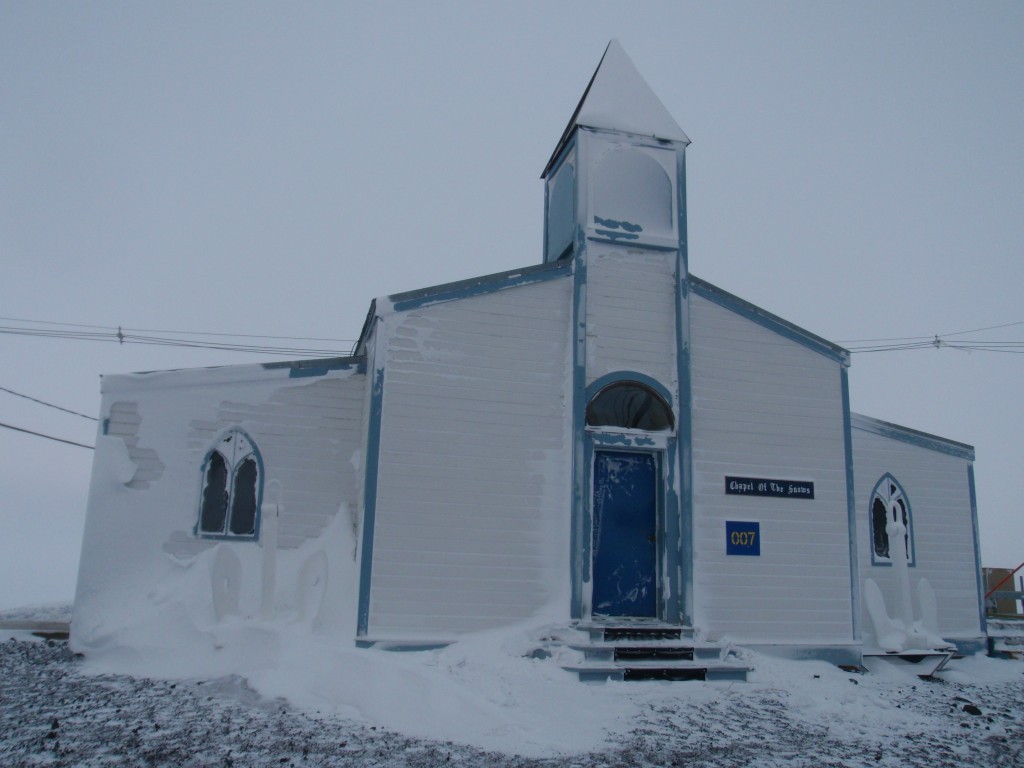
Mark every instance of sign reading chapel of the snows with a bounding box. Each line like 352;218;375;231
725;476;815;499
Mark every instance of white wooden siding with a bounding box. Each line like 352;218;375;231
852;427;982;641
585;245;677;389
689;293;854;644
181;374;366;552
89;368;365;559
75;364;367;642
368;277;572;637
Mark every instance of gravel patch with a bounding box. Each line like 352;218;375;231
2;638;1022;767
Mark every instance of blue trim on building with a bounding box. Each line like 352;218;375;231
675;149;692;626
388;261;571;313
570;229;588;620
967;465;987;636
841;368;860;640
677;151;689;275
585;371;674;406
261;356;364;377
357;365;386;637
690;276;850;366
850;413;975;461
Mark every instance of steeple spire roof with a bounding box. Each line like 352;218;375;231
543;40;690;178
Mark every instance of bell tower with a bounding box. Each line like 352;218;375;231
541;40;691;268
548;42;696;625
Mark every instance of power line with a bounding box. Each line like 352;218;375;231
839;321;1024;355
941;320;1024;338
0;385;98;421
0;324;354;357
0;315;356;344
0;421;94;450
846;339;1024;354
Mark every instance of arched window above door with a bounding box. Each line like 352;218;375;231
586;381;673;431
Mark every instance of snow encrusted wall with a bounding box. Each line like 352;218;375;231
584;244;677;388
365;277;572;638
73;361;366;648
689;293;855;645
851;421;984;646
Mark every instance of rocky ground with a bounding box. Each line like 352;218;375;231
2;637;1022;767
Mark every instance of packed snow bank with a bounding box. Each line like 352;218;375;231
64;497;1024;758
68;510;632;756
70;600;1024;759
74;603;642;755
4;588;1019;760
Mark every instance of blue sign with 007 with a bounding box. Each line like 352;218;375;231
726;521;760;556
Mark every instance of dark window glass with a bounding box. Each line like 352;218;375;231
199;452;229;534
229;457;259;536
586;383;673;431
872;497;889;558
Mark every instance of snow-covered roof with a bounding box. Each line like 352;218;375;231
850;413;975;460
543;40;690;178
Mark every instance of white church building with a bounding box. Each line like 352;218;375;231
72;43;987;678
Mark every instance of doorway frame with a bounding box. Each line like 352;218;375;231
573;372;685;625
590;446;664;619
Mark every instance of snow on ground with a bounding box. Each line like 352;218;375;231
2;606;1023;767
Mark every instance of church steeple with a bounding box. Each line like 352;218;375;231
542;40;689;179
541;41;690;265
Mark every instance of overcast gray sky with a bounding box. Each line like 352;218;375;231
2;1;1022;610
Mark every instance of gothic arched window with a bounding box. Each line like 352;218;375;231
869;474;915;565
197;429;262;540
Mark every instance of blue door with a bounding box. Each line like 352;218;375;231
592;450;658;617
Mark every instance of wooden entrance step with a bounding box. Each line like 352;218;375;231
540;621;751;683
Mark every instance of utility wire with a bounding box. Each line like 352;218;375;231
0;324;353;357
839;321;1024;355
845;339;1024;353
2;314;1021;357
0;421;94;450
0;315;355;344
0;385;98;421
941;320;1024;338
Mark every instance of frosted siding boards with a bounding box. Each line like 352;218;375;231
852;427;983;642
184;375;365;552
75;365;367;639
585;245;677;387
689;294;853;644
105;369;368;558
368;278;572;637
105;401;165;489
